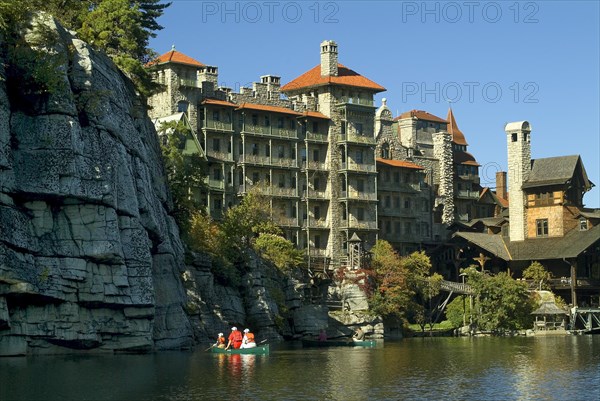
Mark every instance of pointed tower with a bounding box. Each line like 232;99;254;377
447;108;468;147
505;121;532;241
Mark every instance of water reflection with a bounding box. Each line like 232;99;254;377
1;337;598;401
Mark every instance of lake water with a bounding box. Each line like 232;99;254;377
1;336;598;401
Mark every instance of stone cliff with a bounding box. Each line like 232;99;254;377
0;15;198;355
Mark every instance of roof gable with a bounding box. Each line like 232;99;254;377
394;110;447;124
447;108;468;146
281;64;385;93
150;49;205;68
523;155;591;189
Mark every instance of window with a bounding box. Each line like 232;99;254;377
314;206;321;220
312;121;319;133
404;198;411;209
252;114;258;126
355;150;363;164
291;177;296;189
265;143;270;157
357;207;364;221
580;218;588;231
314;178;320;190
213;110;220;121
355;123;363;135
313;149;320;162
385;196;391;208
536;219;548;237
252;172;259;184
314;235;321;248
381;143;390;159
289;118;295;130
300;148;307;162
214;199;222;210
265;174;270;185
511;133;517;142
394;172;400;183
277;117;284;128
385;220;391;233
404;222;412;235
357;179;365;192
278;174;285;188
227;140;232;153
278;145;285;158
213;168;221;180
212;138;220;151
264;116;270;127
384;170;390;182
252;143;259;155
177;101;188;113
227;171;232;184
291;205;297;218
394;197;400;208
395;222;401;234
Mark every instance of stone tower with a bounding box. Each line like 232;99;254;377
320;40;338;77
505;121;532;241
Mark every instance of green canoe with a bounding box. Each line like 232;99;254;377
210;344;270;355
301;338;377;347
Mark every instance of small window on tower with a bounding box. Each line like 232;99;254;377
580;218;588;231
511;133;518;142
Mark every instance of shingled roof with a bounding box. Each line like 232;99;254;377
149;48;205;67
281;64;385;93
394;110;447;124
523;155;591;189
454;224;600;261
447;108;468;146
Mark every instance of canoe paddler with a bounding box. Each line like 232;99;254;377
226;326;243;349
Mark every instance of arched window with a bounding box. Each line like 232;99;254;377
381;143;390;159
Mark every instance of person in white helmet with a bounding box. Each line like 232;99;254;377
226;327;243;349
240;328;256;348
214;333;226;348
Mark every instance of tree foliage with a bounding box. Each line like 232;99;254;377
445;295;473;328
522;261;553;290
0;0;170;97
466;269;535;333
254;233;305;272
158;120;207;234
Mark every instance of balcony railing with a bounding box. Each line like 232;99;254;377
302;218;328;229
340;162;377;173
275;216;299;227
179;78;200;88
208;178;224;190
305;131;328;142
302;189;328;199
378;182;421;192
338;133;376;145
301;160;327;170
336;97;374;107
456;190;480;199
205;149;233;161
270;158;298;168
341;220;378;230
242;125;298;139
340;191;377;201
204;119;233;131
378;206;418;218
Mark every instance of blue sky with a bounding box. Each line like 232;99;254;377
149;1;600;208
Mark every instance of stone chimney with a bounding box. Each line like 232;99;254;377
505;121;532;241
320;40;338;77
496;171;507;201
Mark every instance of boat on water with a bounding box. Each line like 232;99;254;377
210;344;270;355
301;338;377;347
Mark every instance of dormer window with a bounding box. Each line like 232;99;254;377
580;218;588;231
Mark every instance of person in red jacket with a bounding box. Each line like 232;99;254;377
226;327;243;349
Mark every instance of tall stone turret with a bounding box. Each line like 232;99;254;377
320;40;338;77
433;131;454;224
505;121;532;241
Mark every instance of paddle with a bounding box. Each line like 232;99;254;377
258;339;267;345
204;344;215;351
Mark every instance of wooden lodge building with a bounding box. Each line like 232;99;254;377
452;121;600;307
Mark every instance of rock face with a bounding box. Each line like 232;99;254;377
0;15;193;355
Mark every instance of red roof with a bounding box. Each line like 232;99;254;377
149;49;205;67
447;108;468;146
454;151;480;166
394;110;447;124
202;99;237;107
300;111;330;120
376;158;424;170
281;64;385;93
236;102;301;116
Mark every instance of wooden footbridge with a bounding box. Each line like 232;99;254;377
570;307;600;334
